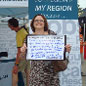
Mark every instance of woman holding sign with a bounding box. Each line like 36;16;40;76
21;14;71;86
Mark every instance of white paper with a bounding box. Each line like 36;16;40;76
26;35;65;60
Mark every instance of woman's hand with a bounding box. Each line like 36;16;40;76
65;44;71;53
83;42;86;46
20;43;27;52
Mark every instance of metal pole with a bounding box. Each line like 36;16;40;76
83;23;85;59
84;23;85;41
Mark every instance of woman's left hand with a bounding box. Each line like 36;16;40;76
65;44;71;53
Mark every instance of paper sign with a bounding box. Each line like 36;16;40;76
26;35;66;60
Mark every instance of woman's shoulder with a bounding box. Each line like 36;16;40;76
48;29;57;35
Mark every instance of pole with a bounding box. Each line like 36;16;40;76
83;23;86;59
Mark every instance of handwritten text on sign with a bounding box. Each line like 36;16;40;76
27;35;65;60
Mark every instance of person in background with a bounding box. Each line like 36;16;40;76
79;27;84;64
8;18;30;86
21;14;71;86
79;26;86;75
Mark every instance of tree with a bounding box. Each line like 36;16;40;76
78;4;83;17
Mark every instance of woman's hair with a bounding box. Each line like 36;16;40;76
31;14;49;32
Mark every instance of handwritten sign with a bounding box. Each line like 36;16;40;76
26;35;66;60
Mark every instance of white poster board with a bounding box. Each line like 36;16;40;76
26;35;66;60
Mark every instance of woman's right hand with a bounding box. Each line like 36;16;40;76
20;43;27;52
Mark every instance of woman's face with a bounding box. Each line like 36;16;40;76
33;16;45;30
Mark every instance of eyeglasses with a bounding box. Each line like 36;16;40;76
34;19;44;23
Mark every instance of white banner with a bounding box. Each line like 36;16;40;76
0;0;28;8
49;20;82;86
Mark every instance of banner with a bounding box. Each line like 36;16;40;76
0;0;28;8
29;0;82;86
29;0;77;19
0;62;14;86
0;1;28;86
0;24;17;60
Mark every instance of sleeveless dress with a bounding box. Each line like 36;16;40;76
29;30;60;86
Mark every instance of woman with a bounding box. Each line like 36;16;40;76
21;14;71;86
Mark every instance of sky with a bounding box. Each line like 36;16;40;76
78;0;86;9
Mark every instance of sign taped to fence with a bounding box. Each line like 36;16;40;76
26;35;66;60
